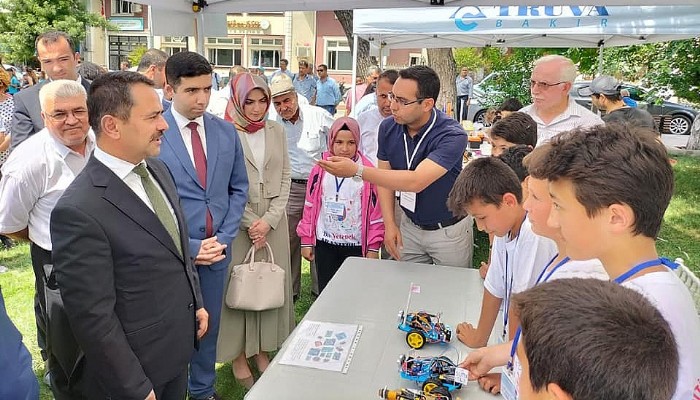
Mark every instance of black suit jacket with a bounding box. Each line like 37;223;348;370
10;78;91;151
50;155;203;399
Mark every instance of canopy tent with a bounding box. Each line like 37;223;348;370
353;6;700;49
134;0;700;14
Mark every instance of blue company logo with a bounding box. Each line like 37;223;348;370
450;6;487;32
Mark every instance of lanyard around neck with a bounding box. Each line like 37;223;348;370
403;109;437;170
534;255;571;285
334;176;346;201
502;213;528;337
613;257;678;284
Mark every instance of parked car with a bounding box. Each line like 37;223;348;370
466;72;501;124
571;81;698;135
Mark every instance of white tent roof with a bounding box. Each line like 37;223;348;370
354;5;700;48
138;0;700;14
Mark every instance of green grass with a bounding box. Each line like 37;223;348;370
1;155;698;399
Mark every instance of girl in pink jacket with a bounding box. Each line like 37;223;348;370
297;117;384;293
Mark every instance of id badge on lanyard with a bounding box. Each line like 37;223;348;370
400;110;437;213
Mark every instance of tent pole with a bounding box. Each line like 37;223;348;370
350;34;359;114
597;43;604;74
378;34;383;69
194;13;205;55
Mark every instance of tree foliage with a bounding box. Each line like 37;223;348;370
0;0;111;64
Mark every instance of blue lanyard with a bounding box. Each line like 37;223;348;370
534;255;571;285
334;177;346;201
613;257;678;284
509;255;571;367
510;257;678;370
502;213;528;338
507;325;522;371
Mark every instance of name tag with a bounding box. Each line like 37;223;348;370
400;191;417;213
501;366;518;400
325;201;346;217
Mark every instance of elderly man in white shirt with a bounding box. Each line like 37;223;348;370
520;55;602;144
269;73;334;300
0;79;94;399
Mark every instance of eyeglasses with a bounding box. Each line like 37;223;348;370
529;80;566;90
47;109;88;121
388;92;425;106
317;70;325;73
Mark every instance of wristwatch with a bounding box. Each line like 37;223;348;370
352;163;364;182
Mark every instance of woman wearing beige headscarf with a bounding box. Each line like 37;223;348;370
216;72;294;389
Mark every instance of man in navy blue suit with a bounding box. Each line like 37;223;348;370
159;51;248;400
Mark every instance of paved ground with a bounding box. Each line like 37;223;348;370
662;134;689;149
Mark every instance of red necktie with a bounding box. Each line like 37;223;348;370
187;121;213;237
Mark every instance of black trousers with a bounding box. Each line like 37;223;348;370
31;243;86;399
314;240;362;293
456;95;470;122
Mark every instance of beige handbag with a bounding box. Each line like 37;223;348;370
225;243;286;311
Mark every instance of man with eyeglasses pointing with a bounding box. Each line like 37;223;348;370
319;65;474;268
520;55;602;144
0;79;94;399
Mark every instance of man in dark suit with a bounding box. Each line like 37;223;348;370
50;72;208;400
159;51;248;400
11;30;90;151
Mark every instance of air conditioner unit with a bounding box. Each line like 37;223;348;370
296;47;311;58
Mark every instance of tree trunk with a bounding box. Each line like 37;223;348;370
426;48;457;114
687;117;699;150
334;10;372;80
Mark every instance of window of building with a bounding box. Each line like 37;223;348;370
249;37;283;68
205;37;243;67
108;35;147;70
112;0;133;15
325;39;352;71
409;53;424;66
162;36;188;56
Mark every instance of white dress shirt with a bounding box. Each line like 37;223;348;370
170;107;207;165
521;97;603;145
93;147;177;223
0;128;95;250
357;105;386;166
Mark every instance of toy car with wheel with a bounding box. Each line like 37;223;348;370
397;310;452;349
398;354;462;392
378;387;452;400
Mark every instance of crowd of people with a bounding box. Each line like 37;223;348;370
0;28;697;400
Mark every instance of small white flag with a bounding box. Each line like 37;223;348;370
410;283;421;294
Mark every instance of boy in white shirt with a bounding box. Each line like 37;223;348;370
447;157;557;349
537;124;700;400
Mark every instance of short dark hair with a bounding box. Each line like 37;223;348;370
35;31;76;53
498;98;523;112
280;59;289;65
398;65;440;102
522;142;552;179
299;60;309;67
378;69;399;86
448;156;523;215
318;64;328;70
165;51;212;88
498;145;532;182
490;112;538;148
77;61;106;81
88;72;154;136
514;278;678;400
137;48;168;72
534;124;673;238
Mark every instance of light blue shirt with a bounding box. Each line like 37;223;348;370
456;75;473;97
315;77;341;106
275;104;333;180
293;75;317;103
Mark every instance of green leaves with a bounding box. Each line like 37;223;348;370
0;0;111;64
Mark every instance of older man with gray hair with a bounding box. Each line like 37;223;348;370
345;65;381;115
0;79;94;399
520;55;602;144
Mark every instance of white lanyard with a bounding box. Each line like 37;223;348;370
403;109;437;170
